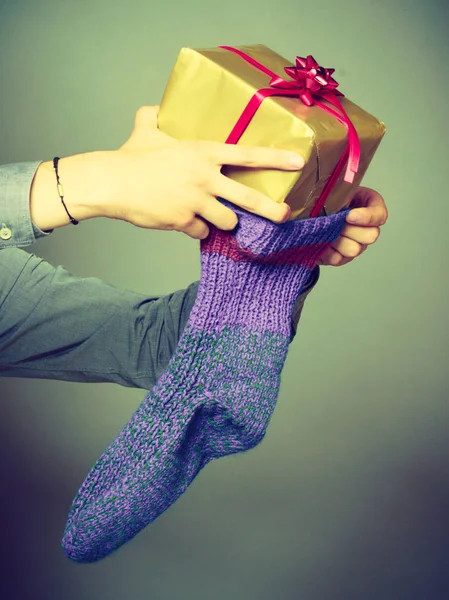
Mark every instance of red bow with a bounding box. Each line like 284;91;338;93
270;55;344;107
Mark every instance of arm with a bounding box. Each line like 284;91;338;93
0;162;318;389
0;245;200;390
28;154;105;232
0;246;318;387
0;160;198;389
0;154;110;250
0;247;317;387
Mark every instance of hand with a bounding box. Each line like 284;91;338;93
317;186;388;266
96;105;306;240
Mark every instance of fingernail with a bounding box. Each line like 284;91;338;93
287;153;305;168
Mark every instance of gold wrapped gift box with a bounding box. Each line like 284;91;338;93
158;44;386;220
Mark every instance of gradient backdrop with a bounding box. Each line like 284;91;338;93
1;0;448;598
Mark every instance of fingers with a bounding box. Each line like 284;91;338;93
209;173;290;223
331;235;369;259
339;224;380;245
317;248;355;267
201;141;305;170
346;187;388;226
318;214;382;266
198;198;239;232
328;223;379;260
181;215;210;240
318;232;371;266
318;217;381;267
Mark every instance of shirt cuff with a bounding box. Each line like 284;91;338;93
0;160;54;249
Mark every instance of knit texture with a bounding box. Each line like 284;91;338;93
62;200;350;563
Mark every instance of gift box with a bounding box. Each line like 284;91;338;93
158;44;386;220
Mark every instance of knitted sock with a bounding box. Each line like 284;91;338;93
62;201;350;563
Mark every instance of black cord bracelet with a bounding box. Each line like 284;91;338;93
53;157;79;225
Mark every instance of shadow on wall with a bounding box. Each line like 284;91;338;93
306;463;449;599
2;384;449;600
0;387;84;599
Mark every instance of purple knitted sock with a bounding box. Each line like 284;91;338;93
62;201;350;563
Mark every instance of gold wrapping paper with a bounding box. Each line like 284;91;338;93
158;44;386;220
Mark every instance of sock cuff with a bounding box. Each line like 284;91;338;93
201;200;351;266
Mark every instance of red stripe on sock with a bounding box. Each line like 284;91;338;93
200;226;329;268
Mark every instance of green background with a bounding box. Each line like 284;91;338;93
1;0;448;598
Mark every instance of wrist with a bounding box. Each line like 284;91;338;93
29;152;105;231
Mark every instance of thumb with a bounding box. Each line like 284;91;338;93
120;105;170;151
133;105;160;130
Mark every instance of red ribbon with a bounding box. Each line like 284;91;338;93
218;46;361;217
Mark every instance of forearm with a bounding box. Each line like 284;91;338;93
0;247;199;390
29;152;105;231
